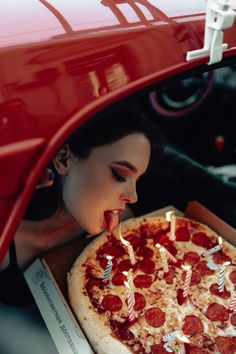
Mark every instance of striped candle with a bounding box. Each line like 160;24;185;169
102;255;113;282
162;330;180;343
206;261;218;270
124;281;135;321
202;237;223;256
156;243;177;264
229;292;236;312
166;250;177;264
163;342;174;353
162;330;189;352
123;270;133;288
182;264;192;298
218;261;230;292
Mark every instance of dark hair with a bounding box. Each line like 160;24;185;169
67;106;165;168
23;105;165;220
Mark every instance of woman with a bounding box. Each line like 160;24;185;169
0;105;165;307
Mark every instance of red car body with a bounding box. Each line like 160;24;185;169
1;0;236;262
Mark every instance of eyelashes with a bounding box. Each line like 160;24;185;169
110;167;127;183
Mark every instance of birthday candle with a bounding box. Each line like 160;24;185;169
119;222;136;265
162;330;180;343
175;331;190;343
218;261;230;292
123;270;134;288
125;284;135;321
156;243;177;263
162;330;189;352
182;264;192;298
229;292;236;312
163;342;174;353
166;211;176;241
206;260;218;270
123;271;135;321
202;237;223;256
156;244;169;273
102;255;113;282
123;272;135;321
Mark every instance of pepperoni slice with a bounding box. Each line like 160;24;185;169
201;336;216;352
144;307;165;328
153;233;170;247
215;336;236;354
133;274;153;288
101;294;122;312
125;233;147;249
165;244;177;257
163;266;176;284
195;261;215;276
183;252;200;266
210;283;231;298
230;313;236;326
212;251;231;265
191;232;213;248
110;319;134;341
99;237;126;257
134;292;146;311
112;272;126;286
107;244;126;257
171;258;183;268
229;270;236;284
117;259;132;272
151;343;170;353
175;227;191;241
137;258;156;274
205;303;229;322
184;344;208;354
136;246;154;258
182;315;204;335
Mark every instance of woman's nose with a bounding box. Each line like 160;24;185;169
121;183;138;204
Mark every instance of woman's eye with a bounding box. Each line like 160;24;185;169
110;167;127;183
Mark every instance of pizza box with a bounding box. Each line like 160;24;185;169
24;202;236;354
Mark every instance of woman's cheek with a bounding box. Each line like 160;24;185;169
62;176;82;215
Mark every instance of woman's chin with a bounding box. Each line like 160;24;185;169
86;224;104;236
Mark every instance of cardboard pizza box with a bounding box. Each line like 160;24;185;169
24;202;236;354
185;201;236;247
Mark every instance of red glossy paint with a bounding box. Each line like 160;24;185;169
0;0;236;262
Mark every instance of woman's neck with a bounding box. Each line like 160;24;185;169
15;204;84;270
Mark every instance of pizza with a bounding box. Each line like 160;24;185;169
67;214;236;354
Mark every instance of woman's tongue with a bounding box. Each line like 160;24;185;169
103;210;119;233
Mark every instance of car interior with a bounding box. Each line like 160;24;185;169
115;62;236;228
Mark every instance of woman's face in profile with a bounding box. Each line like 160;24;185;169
61;132;151;234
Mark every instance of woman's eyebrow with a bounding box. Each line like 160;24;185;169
111;160;137;173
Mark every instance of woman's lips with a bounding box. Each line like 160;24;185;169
103;210;120;233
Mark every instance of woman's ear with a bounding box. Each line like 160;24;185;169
53;144;71;175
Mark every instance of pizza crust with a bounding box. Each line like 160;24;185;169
67;239;132;353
